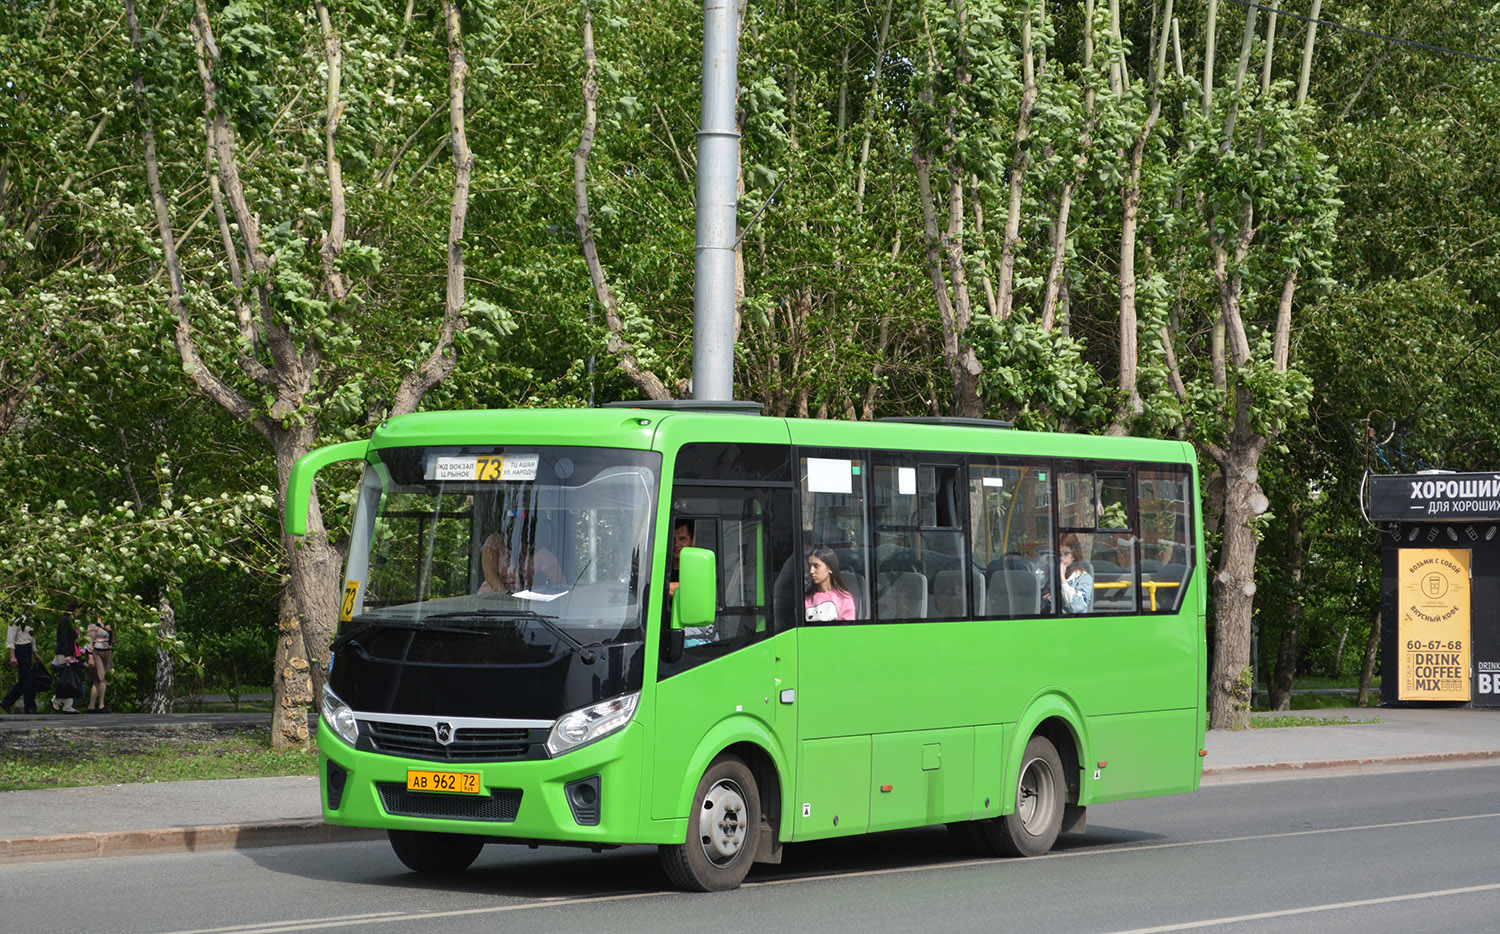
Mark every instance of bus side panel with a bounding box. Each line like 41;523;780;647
797;616;1196;744
970;723;1011;820
1082;708;1202;802
868;727;974;833
792;734;871;841
649;636;787;821
797;623;1015;739
1049;616;1202;715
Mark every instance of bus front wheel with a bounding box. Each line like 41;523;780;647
659;754;762;891
990;735;1065;857
388;829;485;874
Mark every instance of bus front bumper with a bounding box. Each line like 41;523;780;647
317;718;664;847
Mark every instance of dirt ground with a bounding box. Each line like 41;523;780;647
0;724;267;763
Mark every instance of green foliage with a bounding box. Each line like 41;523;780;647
0;0;1496;721
975;316;1109;428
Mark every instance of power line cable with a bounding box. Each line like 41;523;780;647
1224;0;1500;66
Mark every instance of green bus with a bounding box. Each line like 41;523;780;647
286;403;1206;891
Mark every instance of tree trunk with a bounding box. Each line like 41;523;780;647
995;8;1038;322
1108;95;1159;433
1206;416;1269;729
911;0;984;419
1358;607;1381;707
1041;0;1096;332
272;581;314;747
573;7;671;400
151;592;176;714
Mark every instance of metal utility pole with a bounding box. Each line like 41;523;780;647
692;0;740;402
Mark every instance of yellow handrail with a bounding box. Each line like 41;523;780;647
1090;578;1182;611
1141;579;1180;611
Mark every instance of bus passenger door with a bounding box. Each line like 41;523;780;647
652;483;798;832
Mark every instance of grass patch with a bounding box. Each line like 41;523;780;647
0;725;316;792
1288;676;1382;691
1250;714;1383;729
1252;690;1385;712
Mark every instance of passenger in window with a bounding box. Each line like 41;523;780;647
804;546;856;621
668;520;694;596
1059;537;1094;614
479;534;563;593
666;519;717;647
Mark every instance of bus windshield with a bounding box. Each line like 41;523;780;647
341;445;660;647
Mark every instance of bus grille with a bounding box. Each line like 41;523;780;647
377;784;523;822
358;720;544;762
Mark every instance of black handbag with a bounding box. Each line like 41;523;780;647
53;662;83;699
31;659;52;690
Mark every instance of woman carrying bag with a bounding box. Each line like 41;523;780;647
50;601;84;714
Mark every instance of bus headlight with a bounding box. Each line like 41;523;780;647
321;685;360;747
546;693;639;757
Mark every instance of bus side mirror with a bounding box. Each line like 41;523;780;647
285;440;370;536
671;547;717;630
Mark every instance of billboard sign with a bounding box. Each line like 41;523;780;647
1396;548;1471;702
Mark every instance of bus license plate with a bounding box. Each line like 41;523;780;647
406;769;482;795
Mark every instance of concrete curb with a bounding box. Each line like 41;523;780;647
1201;749;1500;781
0;821;382;865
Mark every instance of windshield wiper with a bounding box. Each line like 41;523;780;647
351;617;488;636
428;610;598;663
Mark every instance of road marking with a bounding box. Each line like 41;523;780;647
1061;809;1500;859
160;914;406;934
1101;883;1500;933
745;810;1500;884
153;810;1500;934
157;893;668;934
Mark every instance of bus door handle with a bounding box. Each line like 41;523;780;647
779;689;796;705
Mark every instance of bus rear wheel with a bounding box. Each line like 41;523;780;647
659;754;761;891
388;829;485;874
989;735;1065;857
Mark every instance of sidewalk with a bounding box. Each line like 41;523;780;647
1;706;1496;864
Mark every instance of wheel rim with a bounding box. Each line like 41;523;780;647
697;777;749;866
1015;755;1059;835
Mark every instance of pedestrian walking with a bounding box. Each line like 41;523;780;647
85;612;114;712
50;601;84;714
3;612;39;714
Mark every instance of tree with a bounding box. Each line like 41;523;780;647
1153;1;1337;728
127;0;494;746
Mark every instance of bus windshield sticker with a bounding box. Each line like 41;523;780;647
807;458;852;494
433;455;478;480
502;454;540;481
512;589;567;602
898;467;917;495
982;476;1005;488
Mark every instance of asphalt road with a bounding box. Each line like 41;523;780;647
5;763;1498;934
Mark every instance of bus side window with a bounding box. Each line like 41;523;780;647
1058;466;1139;614
800;454;870;621
872;457;965;621
659;442;796;679
969;460;1051;618
1137;466;1194;612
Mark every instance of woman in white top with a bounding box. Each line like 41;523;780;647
3;614;39;714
